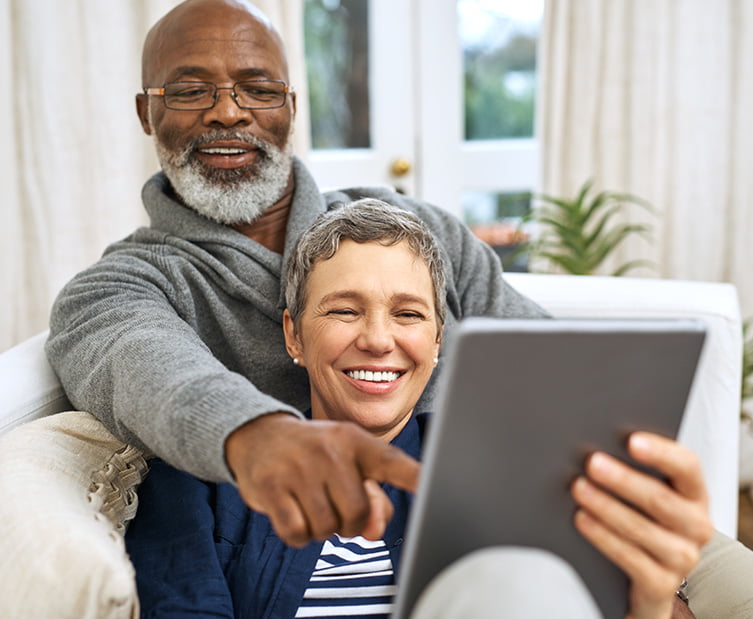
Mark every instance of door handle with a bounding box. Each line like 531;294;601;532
390;158;412;177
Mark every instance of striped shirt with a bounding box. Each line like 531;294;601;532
295;535;396;618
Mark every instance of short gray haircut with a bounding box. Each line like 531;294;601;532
285;198;447;329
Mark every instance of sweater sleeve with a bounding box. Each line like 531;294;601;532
45;243;301;483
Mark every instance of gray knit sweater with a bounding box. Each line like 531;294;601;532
46;158;546;482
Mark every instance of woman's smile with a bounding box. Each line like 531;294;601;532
342;367;405;395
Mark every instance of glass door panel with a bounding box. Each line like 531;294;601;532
304;0;370;149
304;0;416;195
458;0;543;267
460;0;542;141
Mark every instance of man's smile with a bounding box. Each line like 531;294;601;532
195;140;259;169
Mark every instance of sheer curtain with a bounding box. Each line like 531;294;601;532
537;0;753;317
0;0;306;352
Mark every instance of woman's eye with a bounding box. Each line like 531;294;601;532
397;311;424;320
329;309;357;316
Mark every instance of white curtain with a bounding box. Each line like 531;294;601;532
0;0;307;353
538;0;753;318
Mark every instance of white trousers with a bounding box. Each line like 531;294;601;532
410;547;603;619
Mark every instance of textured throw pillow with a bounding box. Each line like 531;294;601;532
0;411;148;619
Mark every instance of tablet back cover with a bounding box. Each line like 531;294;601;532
393;318;706;618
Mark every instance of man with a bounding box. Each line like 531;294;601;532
46;0;545;549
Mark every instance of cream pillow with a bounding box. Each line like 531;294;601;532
0;411;148;619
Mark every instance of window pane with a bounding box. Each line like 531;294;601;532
304;0;370;149
464;190;531;271
459;0;543;140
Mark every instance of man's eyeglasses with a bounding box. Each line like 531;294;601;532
143;80;294;111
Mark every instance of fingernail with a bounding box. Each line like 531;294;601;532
629;433;651;456
572;476;593;497
589;452;612;475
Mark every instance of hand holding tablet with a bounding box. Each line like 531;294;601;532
394;318;709;618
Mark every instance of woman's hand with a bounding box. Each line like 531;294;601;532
571;432;713;619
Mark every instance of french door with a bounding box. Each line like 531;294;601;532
305;0;542;221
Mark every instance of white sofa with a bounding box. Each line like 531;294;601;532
0;272;745;618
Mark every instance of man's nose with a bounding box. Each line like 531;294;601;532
202;88;254;127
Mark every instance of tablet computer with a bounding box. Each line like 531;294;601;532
392;318;706;618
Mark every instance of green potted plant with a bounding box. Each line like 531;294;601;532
507;179;655;275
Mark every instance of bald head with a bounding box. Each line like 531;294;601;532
141;0;288;87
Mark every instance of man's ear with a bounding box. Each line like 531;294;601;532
282;309;304;363
135;94;153;135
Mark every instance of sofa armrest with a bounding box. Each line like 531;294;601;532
505;273;742;538
0;411;144;619
0;331;71;435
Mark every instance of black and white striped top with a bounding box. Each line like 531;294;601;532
295;534;396;618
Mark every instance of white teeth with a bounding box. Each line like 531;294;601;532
346;370;400;383
200;147;247;155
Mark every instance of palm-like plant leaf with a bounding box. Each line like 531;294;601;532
513;179;655;276
611;259;656;277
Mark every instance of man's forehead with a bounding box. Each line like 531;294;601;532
143;4;286;83
160;11;272;45
164;28;275;49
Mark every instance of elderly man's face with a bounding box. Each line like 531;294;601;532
136;2;296;223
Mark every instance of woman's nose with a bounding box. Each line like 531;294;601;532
356;318;395;355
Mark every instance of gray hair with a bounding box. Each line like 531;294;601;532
285;198;447;329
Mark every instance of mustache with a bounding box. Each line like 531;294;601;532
165;130;275;167
192;130;270;150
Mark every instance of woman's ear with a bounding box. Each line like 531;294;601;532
282;309;304;364
433;327;443;365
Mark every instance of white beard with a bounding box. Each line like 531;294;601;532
152;127;293;226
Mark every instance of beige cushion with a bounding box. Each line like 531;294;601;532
0;411;147;619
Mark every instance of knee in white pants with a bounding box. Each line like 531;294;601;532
410;546;603;619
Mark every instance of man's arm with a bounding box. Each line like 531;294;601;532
45;250;300;482
47;241;421;546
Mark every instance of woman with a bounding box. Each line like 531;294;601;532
126;199;710;618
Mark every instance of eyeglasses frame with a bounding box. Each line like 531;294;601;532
143;79;295;111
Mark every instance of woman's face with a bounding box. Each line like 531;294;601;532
283;239;441;442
